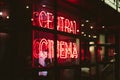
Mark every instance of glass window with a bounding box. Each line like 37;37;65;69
32;0;54;30
98;63;115;80
32;30;54;68
81;67;90;80
57;34;80;65
107;35;115;44
59;68;80;80
57;1;80;34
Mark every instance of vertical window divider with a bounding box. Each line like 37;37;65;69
53;0;58;80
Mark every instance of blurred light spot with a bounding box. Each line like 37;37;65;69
42;5;46;7
102;26;105;28
85;20;89;22
81;24;84;27
90;26;93;29
0;32;8;38
81;32;84;34
77;30;79;32
88;35;91;37
84;34;86;36
6;16;9;19
26;5;29;9
0;12;3;16
93;35;97;38
31;18;34;21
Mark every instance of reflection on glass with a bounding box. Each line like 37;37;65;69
32;0;54;29
81;67;90;77
107;48;116;62
107;35;115;44
90;66;96;80
89;42;95;63
38;71;48;77
0;33;9;63
99;34;105;44
32;0;80;34
98;63;115;80
32;31;80;67
59;69;79;80
37;70;55;80
32;10;54;29
32;30;54;68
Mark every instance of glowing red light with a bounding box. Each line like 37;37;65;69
33;38;78;59
33;40;40;58
72;43;78;58
97;47;102;62
64;42;72;58
33;11;77;34
67;0;79;5
48;40;54;59
38;11;54;29
59;41;67;59
39;11;47;28
39;38;48;51
81;49;85;61
57;17;64;31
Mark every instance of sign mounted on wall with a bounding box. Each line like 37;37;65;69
32;31;79;68
33;38;78;59
118;0;120;12
32;10;79;34
104;0;117;10
32;7;80;68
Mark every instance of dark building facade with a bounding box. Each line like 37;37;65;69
0;0;120;80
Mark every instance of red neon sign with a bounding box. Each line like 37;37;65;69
33;11;77;34
33;38;78;59
38;11;54;29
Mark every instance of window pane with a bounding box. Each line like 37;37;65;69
98;64;115;80
57;1;80;34
32;0;54;30
107;35;115;44
59;69;80;80
32;30;54;68
57;34;80;65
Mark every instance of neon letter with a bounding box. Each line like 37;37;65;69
65;42;72;58
39;11;47;28
57;17;64;31
33;40;40;58
59;41;67;59
73;21;77;34
48;40;54;58
65;19;70;33
39;38;48;52
72;43;78;58
46;12;54;29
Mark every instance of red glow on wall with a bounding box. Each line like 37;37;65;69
67;0;79;5
81;49;85;61
33;40;40;58
32;11;77;34
33;38;78;59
